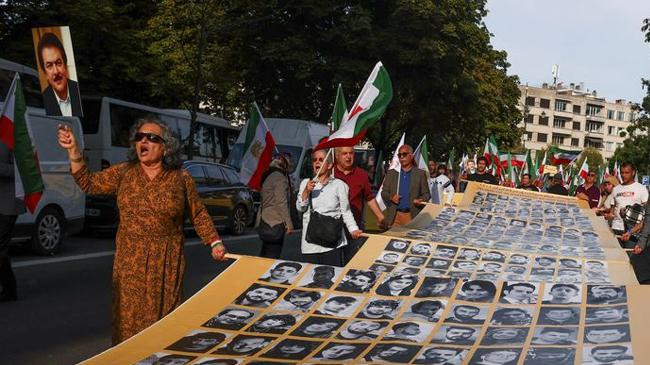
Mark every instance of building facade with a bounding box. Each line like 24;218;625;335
518;83;636;159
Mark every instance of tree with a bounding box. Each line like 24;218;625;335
610;18;650;176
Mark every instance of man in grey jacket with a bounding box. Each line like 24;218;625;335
258;155;293;258
0;142;24;301
381;144;430;227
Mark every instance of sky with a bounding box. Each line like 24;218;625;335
485;0;650;104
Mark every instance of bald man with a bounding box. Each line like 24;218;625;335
380;144;430;227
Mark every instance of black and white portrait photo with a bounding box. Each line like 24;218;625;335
499;282;538;304
369;263;396;274
386;239;411;253
382;321;434;343
584;324;631;344
377;251;404;265
336;319;388;340
452;260;478;272
433;245;458;259
403;255;427;267
213;335;275;356
376;274;419;296
311;342;369;361
415;277;457;298
508;254;530;265
245;313;300;334
458;248;481;261
530;327;578;345
259;261;304;285
542;283;582;305
523;347;576;365
314;294;362;317
364;343;421;363
290;316;345;338
202;307;259;330
413;346;467;365
444;304;487;325
480;327;529;346
586;305;629;324
400;299;446;322
193;357;242;365
431;325;478;346
134;352;195;365
357;298;402;320
536;306;580;325
165;330;228;353
586;285;627;305
234;284;285;308
490;307;534;325
427;258;452;270
410;243;432;256
335;269;377;293
455;280;497;303
482;251;506;263
259;339;321;360
272;289;322;312
298;265;342;289
582;344;634;365
467;348;521;365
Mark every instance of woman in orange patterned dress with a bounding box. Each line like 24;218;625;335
57;118;227;344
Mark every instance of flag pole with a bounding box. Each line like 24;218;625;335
253;101;280;155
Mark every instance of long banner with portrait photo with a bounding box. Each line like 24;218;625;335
80;183;647;365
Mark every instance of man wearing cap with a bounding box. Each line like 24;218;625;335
576;170;601;208
546;173;568;196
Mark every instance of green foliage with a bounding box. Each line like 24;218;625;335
575;147;604;172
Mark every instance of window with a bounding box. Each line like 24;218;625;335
538;116;549;126
222;167;241;184
110;103;160;147
617;111;625;121
586;104;602;116
606;142;614;152
584;139;603;149
586;122;602;133
539;99;550;108
525;96;535;106
572;121;581;130
525;132;532;141
0;70;43;109
629;112;636;122
573;105;581;114
552;134;565;145
571;138;579;147
191;123;223;160
607;109;615;119
205;165;227;186
555;99;568;111
524;114;534;124
537;133;547;142
608;126;616;135
186;165;208;186
80;98;101;134
553;118;566;128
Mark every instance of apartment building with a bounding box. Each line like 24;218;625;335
518;82;636;159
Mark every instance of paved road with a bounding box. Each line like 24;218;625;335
0;229;302;365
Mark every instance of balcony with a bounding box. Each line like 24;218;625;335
586;114;605;122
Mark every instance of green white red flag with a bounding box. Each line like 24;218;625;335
375;133;404;211
413;136;430;178
550;146;580;165
239;102;276;191
0;74;44;213
483;136;500;176
499;153;525;169
315;62;393;150
578;157;589;181
330;83;348;132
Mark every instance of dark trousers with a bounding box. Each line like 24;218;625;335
302;247;345;267
0;214;18;298
260;238;284;259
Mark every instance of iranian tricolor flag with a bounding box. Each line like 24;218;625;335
315;62;393;150
239;103;276;191
578;157;589;180
375;133;404;211
413;135;429;178
537;152;547;178
521;150;536;180
0;74;44;213
330;83;348;132
499;153;525;169
483;136;500;175
614;161;622;183
550;146;581;165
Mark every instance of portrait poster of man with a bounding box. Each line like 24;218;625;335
134;352;195;365
31;26;83;117
164;330;229;353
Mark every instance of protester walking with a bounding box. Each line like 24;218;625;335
576;170;601;208
333;146;384;263
57;118;227;344
258;154;293;258
381;144;430;227
297;149;361;267
0;142;23;302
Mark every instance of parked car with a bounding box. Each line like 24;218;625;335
183;160;256;235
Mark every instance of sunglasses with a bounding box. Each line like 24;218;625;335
312;157;325;162
398;152;411;158
134;132;165;144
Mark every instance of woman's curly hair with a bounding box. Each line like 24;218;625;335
126;117;182;170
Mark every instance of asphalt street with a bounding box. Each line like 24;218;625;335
0;228;303;365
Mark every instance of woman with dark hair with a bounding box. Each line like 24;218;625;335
262;339;318;360
376;274;418;296
57;118;227;344
456;280;497;302
166;331;227;352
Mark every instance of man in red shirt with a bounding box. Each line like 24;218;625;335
334;146;386;263
576;170;601;208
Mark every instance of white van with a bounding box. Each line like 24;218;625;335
0;58;85;254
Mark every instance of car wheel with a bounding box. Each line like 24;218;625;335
230;205;248;235
31;207;65;255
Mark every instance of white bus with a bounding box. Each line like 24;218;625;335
80;97;240;171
